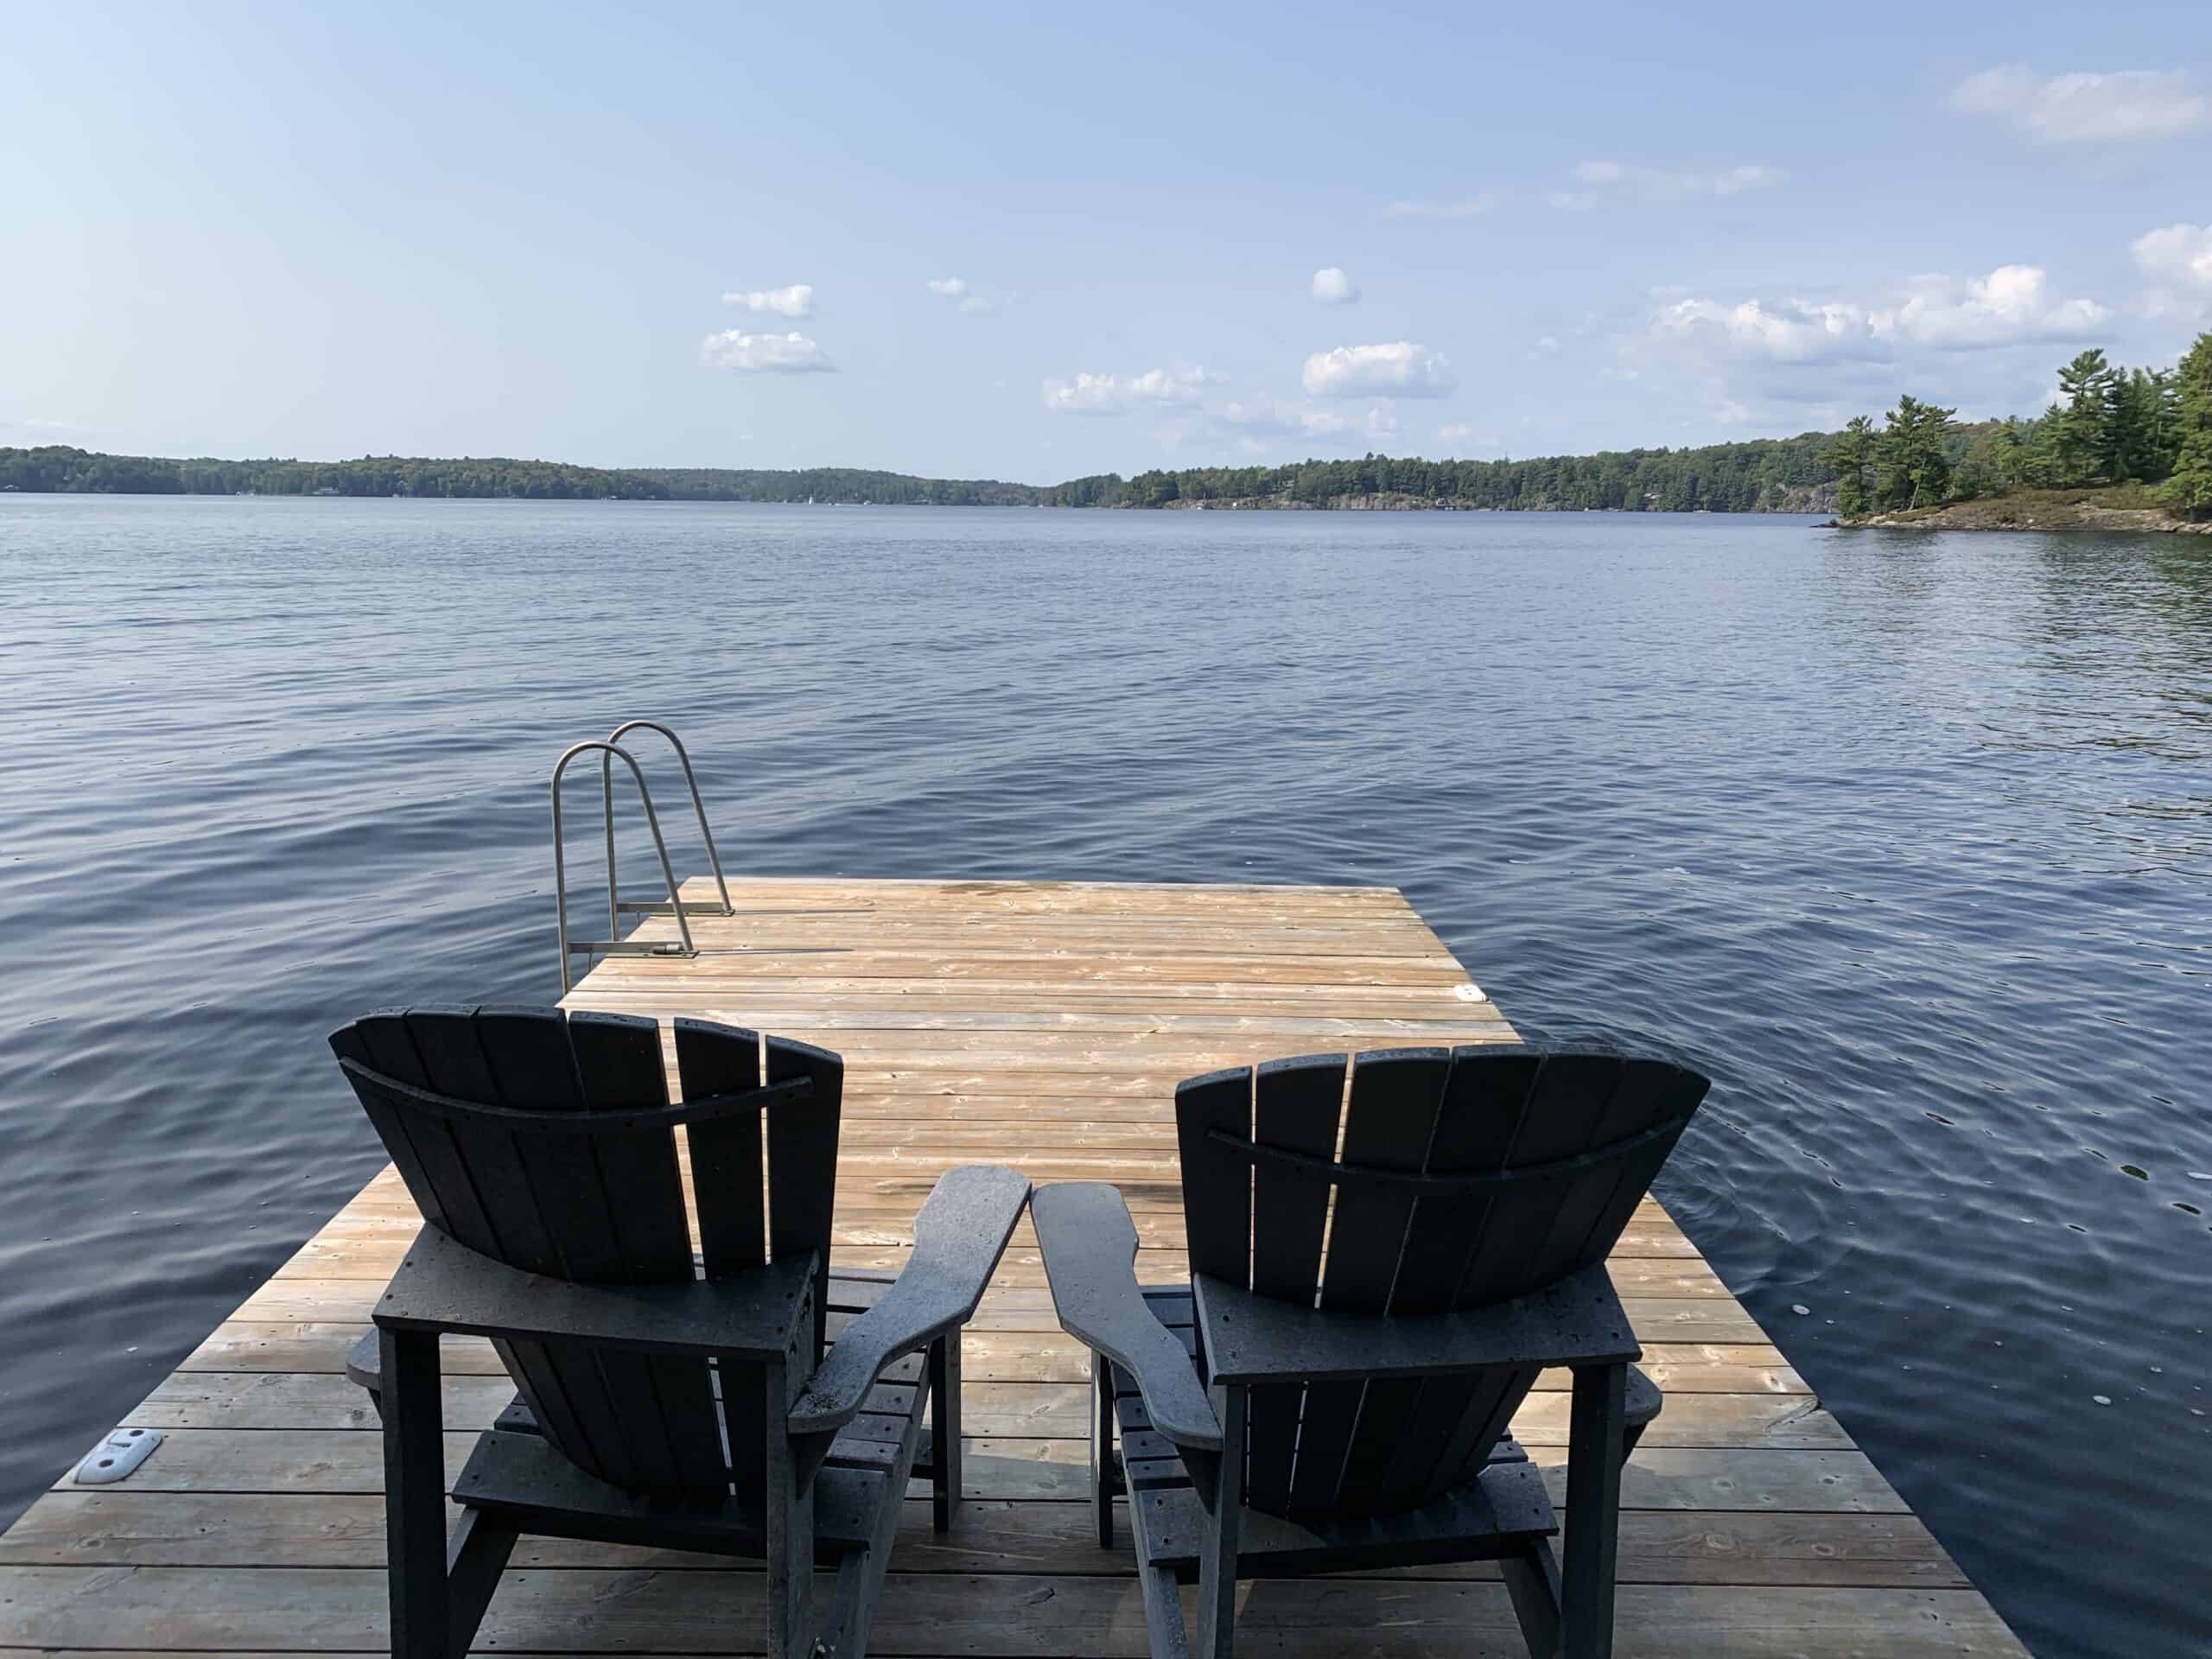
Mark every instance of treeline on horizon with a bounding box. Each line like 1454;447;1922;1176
0;435;1853;512
6;331;2208;518
0;450;1039;505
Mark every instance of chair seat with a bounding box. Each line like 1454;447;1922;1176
346;1267;940;1556
1101;1285;1661;1579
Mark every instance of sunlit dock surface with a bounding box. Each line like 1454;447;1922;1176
0;877;2025;1655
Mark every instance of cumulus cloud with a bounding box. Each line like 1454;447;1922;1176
1653;265;2107;363
1311;266;1359;305
1437;421;1474;443
1951;65;2209;145
1876;266;2108;348
1551;159;1784;210
2132;223;2212;316
1655;297;1885;364
1382;193;1503;219
1301;340;1456;398
721;284;814;318
1041;366;1218;415
699;330;836;373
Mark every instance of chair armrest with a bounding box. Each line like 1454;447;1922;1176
1192;1264;1641;1386
372;1224;816;1359
789;1165;1030;1436
1032;1182;1221;1452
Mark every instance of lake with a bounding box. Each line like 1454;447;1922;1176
2;494;2208;1656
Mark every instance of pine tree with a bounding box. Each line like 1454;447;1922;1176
2164;333;2212;519
1822;415;1875;517
1874;396;1956;509
2052;350;2118;486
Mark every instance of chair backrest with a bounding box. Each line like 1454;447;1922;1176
329;1005;843;1507
1175;1043;1707;1518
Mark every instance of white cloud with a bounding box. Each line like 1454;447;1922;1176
927;276;998;315
2132;223;2212;316
1656;297;1883;364
1874;266;2108;348
1551;160;1785;210
1951;65;2209;146
1041;366;1218;416
1363;405;1398;437
1220;399;1347;438
1527;336;1560;359
1653;265;2107;363
699;330;836;373
1437;421;1473;443
1311;266;1359;305
721;284;814;318
1301;340;1456;399
1382;193;1503;219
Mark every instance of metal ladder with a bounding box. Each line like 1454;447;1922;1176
551;721;734;991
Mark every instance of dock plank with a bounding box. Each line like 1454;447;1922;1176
0;876;2027;1658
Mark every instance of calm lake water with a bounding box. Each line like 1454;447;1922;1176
2;495;2209;1654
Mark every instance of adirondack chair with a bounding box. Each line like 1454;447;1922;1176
1032;1044;1709;1659
328;1005;1030;1659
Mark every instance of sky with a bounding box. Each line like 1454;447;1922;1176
4;1;2209;482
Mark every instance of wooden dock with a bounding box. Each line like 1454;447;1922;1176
0;877;2027;1655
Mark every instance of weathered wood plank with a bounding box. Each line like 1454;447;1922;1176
0;1494;1964;1586
0;1567;2030;1655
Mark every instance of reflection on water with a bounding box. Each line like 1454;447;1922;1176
1;496;2208;1657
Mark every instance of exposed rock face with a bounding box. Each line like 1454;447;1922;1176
1844;493;2210;535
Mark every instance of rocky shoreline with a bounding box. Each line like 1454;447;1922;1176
1832;492;2211;536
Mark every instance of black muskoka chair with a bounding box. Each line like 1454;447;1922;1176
330;1006;1030;1659
1032;1044;1709;1659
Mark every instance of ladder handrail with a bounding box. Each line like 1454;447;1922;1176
552;741;695;991
602;720;734;920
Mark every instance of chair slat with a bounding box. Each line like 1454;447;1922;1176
675;1020;766;1280
1317;1048;1452;1515
348;1012;501;1255
1243;1055;1344;1514
328;1018;448;1234
1421;1052;1624;1502
1454;1053;1624;1306
1173;1067;1252;1287
766;1035;843;1359
1372;1046;1544;1503
568;1012;726;1507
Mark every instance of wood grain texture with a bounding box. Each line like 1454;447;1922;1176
0;876;2026;1658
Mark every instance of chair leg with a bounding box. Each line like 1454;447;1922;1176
442;1509;516;1654
380;1328;451;1659
1090;1350;1116;1548
1501;1537;1563;1659
1561;1362;1627;1659
928;1332;963;1534
1192;1382;1245;1659
766;1357;818;1659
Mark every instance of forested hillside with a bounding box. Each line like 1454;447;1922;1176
0;450;1038;505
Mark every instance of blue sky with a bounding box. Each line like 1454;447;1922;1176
5;2;2209;481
